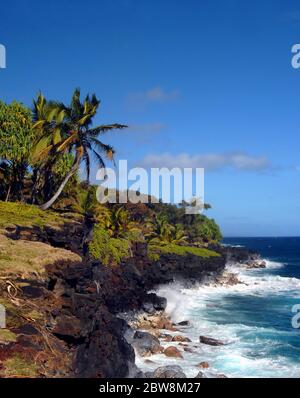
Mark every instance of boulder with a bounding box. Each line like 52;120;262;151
132;331;163;357
147;365;187;378
246;260;267;269
163;346;183;358
142;293;167;314
176;320;190;327
196;361;209;369
172;335;191;342
199;336;224;346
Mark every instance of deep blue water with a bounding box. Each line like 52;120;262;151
210;237;300;376
141;237;300;377
223;237;300;281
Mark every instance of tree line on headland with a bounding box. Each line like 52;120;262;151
0;89;222;266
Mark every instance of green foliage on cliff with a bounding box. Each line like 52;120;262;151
148;242;220;261
150;202;222;245
188;217;223;244
0;201;68;228
88;225;130;266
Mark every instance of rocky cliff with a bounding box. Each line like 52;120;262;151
0;216;226;378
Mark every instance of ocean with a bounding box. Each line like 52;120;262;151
137;237;300;378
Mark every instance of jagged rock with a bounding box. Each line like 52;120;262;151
52;315;83;341
146;365;187;378
176;320;190;327
132;331;163;357
223;246;260;264
199;336;224;346
163;346;183;358
2;215;226;378
142;294;167;314
246;260;267;269
216;272;241;286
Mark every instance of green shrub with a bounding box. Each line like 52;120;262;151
148;242;220;260
89;225;130;266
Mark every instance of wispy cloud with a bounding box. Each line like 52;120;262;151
126;86;179;110
138;152;273;172
143;87;179;103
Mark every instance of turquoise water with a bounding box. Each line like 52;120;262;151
214;237;300;376
150;238;300;377
136;238;300;377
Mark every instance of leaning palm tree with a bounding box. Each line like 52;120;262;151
32;89;127;210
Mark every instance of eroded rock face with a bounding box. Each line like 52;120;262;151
223;246;260;264
3;220;226;378
146;365;186;378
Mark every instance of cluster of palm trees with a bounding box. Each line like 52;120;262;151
31;89;127;210
146;214;187;245
0;89;223;248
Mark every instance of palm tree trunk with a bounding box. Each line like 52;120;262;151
5;185;11;202
39;155;81;211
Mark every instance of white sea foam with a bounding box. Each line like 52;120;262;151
137;257;300;378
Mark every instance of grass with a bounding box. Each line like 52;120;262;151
0;201;78;229
0;233;82;277
148;243;220;260
2;354;38;377
0;329;17;343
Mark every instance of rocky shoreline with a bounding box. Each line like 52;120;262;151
1;219;261;378
119;244;264;378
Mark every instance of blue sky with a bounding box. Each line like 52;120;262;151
0;0;300;236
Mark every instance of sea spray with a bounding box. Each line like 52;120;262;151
139;238;300;378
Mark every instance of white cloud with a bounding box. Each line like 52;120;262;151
144;87;179;103
126;86;179;110
138;152;272;172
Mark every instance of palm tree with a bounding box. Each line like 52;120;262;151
146;214;187;245
105;207;140;238
32;89;127;210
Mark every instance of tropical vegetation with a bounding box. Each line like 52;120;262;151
0;90;222;267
